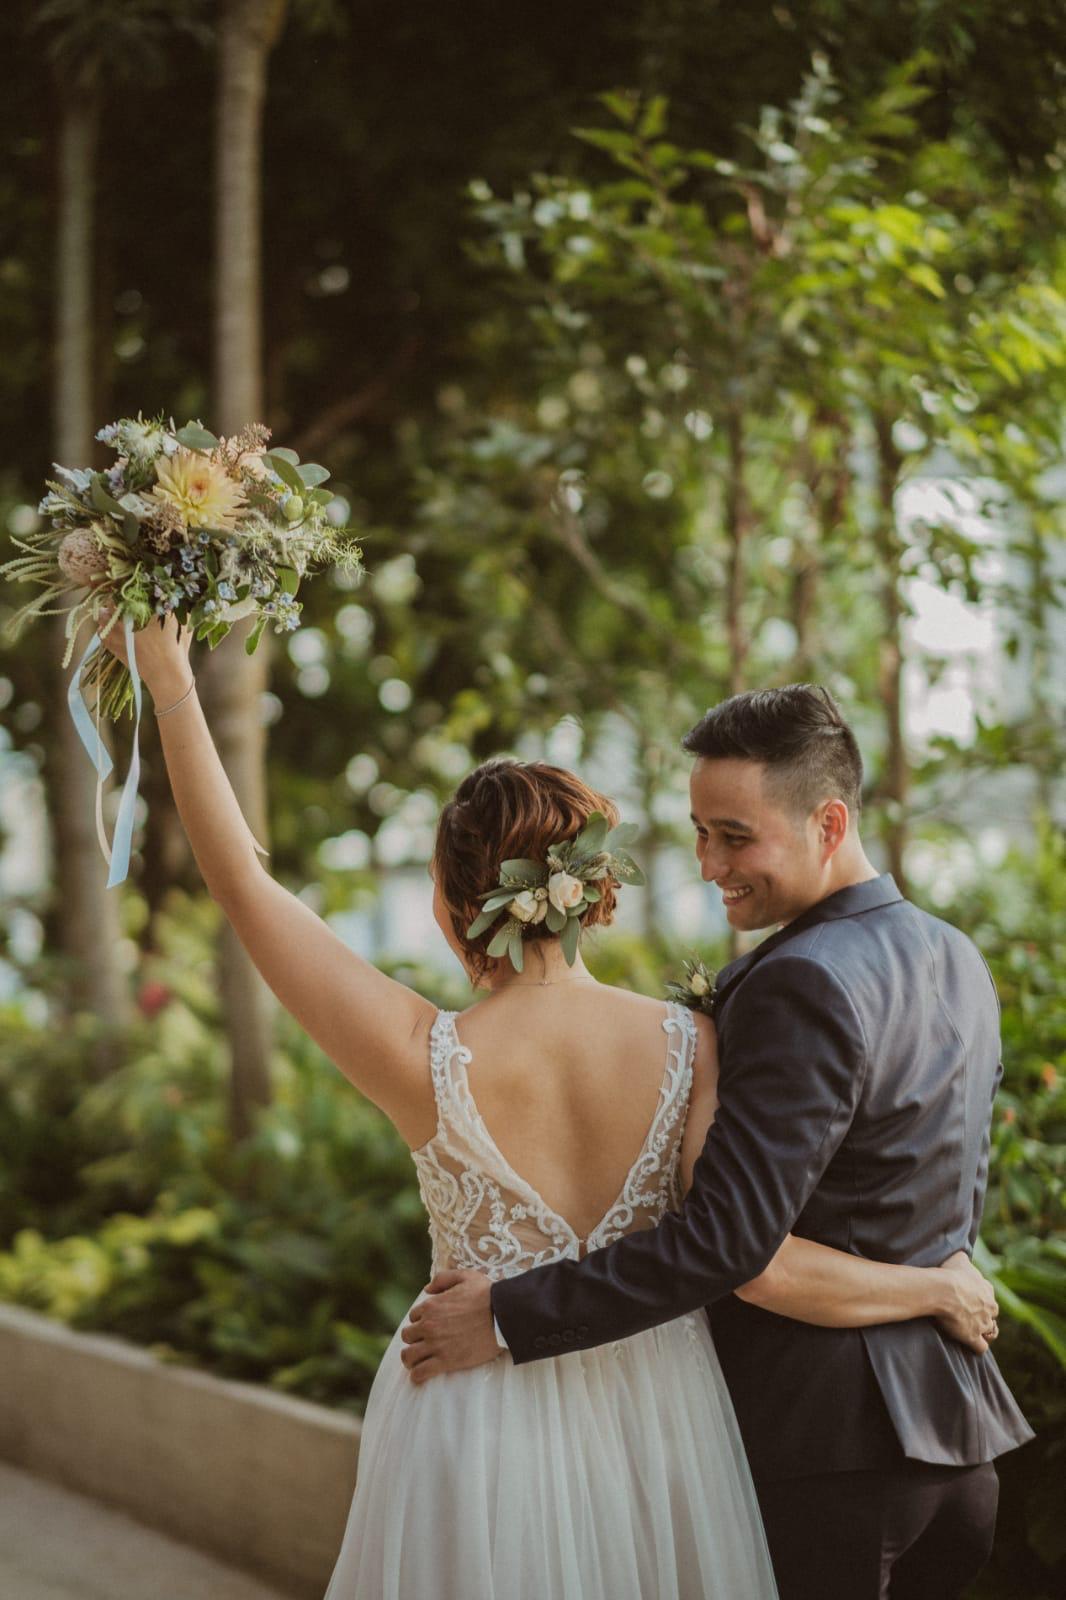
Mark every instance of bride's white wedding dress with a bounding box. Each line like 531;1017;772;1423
323;1002;778;1599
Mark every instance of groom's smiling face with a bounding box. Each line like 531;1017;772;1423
689;757;828;931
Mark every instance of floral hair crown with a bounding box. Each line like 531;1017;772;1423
465;810;645;972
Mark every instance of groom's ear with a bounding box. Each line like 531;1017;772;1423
817;798;849;858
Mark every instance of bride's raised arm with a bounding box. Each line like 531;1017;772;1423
680;1013;998;1353
100;611;438;1148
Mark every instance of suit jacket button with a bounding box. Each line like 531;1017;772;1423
548;1333;562;1347
563;1329;575;1343
534;1336;547;1350
577;1325;589;1337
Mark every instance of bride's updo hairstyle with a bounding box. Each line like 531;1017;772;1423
433;758;621;983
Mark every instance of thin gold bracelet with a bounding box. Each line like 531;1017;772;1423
154;680;197;719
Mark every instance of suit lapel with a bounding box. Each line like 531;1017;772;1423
711;874;903;1015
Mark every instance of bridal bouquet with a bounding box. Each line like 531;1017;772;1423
2;414;362;719
1;414;361;886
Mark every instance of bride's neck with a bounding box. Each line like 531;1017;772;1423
483;945;594;991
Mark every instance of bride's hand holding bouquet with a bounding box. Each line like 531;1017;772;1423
97;604;193;714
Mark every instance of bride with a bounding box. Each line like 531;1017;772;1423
100;614;995;1600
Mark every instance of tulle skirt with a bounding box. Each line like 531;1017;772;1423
323;1297;778;1599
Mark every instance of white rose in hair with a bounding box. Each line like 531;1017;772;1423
510;890;546;924
548;871;584;913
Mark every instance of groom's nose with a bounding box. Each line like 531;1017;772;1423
699;847;725;882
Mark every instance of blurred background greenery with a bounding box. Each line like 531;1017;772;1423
0;2;1063;1596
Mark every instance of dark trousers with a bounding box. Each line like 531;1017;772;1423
756;1461;999;1600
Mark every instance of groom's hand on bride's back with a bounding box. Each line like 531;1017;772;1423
400;1269;501;1384
934;1250;999;1353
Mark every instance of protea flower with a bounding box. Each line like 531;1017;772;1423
57;527;108;585
152;448;246;532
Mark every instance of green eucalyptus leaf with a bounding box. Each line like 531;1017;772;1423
244;616;267;656
612;852;646;886
466;907;501;939
606;821;639;848
268;447;300;465
545;902;567;933
487;922;515;959
264;453;305;494
560;914;581;965
277;566;300;595
509;932;525;972
573;812;609;855
90;476;125;516
479;890;519;913
500;857;545;882
296;463;331;488
175;424;219;451
582;885;602;903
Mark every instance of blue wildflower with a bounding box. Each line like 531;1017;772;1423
217;581;236;601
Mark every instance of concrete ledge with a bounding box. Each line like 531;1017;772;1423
0;1303;361;1599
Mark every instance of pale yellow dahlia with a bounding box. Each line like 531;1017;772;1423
152;448;246;532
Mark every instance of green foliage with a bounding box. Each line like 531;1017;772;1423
933;823;1065;1596
0;899;435;1411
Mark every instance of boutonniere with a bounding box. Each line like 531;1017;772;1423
665;955;718;1016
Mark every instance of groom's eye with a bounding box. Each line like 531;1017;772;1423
723;834;746;847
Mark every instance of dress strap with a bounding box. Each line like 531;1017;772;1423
663;1000;698;1083
428;1011;473;1118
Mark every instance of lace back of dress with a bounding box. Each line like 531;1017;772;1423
411;1003;696;1281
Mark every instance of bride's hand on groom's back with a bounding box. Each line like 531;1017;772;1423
934;1251;999;1353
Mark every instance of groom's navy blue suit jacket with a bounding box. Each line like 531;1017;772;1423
492;875;1033;1482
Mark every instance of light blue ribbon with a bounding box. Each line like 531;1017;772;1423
67;614;142;888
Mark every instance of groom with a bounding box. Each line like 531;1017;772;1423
401;684;1033;1598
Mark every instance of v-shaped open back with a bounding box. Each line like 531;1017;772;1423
410;1001;697;1278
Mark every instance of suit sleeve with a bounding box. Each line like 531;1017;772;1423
969;952;1004;1248
491;954;869;1364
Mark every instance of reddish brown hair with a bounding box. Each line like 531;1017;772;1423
433;758;622;984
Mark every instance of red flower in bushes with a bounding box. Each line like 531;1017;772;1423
137;980;172;1019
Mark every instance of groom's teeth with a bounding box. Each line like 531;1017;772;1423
723;887;752;903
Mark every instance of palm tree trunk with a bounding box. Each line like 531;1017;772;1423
201;0;288;1140
873;415;909;894
50;85;127;1037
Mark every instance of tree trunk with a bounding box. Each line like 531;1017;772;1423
50;86;127;1038
202;0;288;1140
790;556;818;680
873;416;909;894
792;419;850;681
724;408;750;697
724;406;750;956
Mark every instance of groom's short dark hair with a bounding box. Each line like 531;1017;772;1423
682;685;863;820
